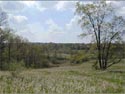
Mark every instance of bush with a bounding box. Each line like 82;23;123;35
41;59;51;68
1;60;25;71
70;52;90;64
31;59;51;68
1;62;9;70
8;60;25;71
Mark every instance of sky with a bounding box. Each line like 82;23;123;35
0;1;125;43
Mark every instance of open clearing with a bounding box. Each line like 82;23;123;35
0;61;125;94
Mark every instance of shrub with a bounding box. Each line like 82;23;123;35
70;52;90;64
32;59;51;68
1;60;25;71
41;59;51;68
8;60;25;71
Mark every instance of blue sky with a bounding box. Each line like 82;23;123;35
0;1;125;43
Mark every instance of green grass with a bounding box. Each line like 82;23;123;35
0;61;125;94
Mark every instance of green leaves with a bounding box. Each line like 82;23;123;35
75;0;125;69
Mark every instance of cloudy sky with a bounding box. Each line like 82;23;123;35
0;1;125;43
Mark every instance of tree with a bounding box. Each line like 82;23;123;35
75;0;125;70
0;29;8;69
0;9;8;70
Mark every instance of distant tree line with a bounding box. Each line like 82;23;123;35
0;27;124;70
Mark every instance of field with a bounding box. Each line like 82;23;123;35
0;61;125;94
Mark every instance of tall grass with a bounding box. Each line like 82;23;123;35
0;62;124;94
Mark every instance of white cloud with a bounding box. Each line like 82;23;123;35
20;1;36;7
55;1;76;11
21;1;47;12
14;14;91;43
0;1;26;13
105;1;125;18
110;1;125;17
111;1;125;8
35;1;57;12
66;15;92;43
0;1;47;13
117;7;125;16
55;1;67;11
1;1;75;12
12;15;28;23
66;15;80;30
36;6;46;12
55;1;93;12
8;14;28;32
8;14;28;26
16;22;47;42
46;19;63;33
15;18;84;43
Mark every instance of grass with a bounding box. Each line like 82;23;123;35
0;61;125;94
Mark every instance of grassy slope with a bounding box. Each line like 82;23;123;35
0;61;125;94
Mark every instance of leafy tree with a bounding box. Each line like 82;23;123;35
75;0;125;70
0;9;8;69
0;29;9;69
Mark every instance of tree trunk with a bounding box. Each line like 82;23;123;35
0;48;2;70
8;43;11;63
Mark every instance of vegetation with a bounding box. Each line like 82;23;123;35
0;0;124;93
76;0;125;70
0;0;124;71
0;60;124;93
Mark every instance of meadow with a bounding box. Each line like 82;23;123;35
0;60;124;94
0;1;125;94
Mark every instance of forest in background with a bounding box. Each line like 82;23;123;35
0;28;124;70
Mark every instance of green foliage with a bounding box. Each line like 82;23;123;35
70;51;90;64
1;60;25;71
76;0;125;70
8;60;25;71
41;59;51;68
